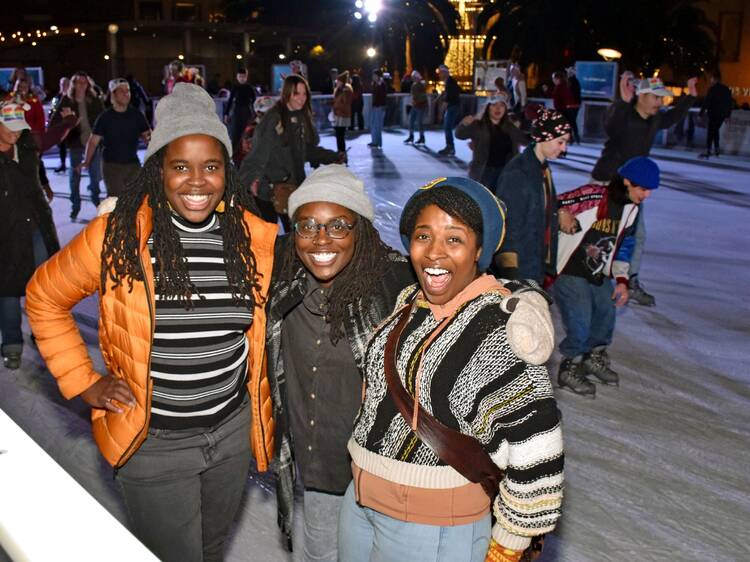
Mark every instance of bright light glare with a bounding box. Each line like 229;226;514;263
355;0;364;8
354;11;362;19
597;48;622;61
368;12;378;22
364;0;383;14
279;53;286;60
366;47;377;58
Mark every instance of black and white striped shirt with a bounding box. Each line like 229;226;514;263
148;212;252;429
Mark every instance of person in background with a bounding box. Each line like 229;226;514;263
509;64;527;117
78;78;151;198
7;77;50;195
494;75;510;98
566;66;582;144
554;157;661;397
699;69;733;159
591;73;697;307
339;176;562;562
50;77;70;174
0;100;76;369
349;73;364;131
494;109;571;285
455;91;529;188
552;71;580;145
404;70;428;146
267;164;415;560
224;68;257;155
26;83;278;561
368;70;387;150
240;74;343;229
49;71;105;220
332;71;353;153
234;95;276;167
436;64;461;155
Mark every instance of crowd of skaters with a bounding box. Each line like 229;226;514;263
0;54;738;562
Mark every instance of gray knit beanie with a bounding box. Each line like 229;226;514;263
288;164;374;220
144;83;232;163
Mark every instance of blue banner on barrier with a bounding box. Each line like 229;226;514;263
575;61;618;100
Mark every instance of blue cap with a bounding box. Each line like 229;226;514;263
400;176;506;271
617;157;660;190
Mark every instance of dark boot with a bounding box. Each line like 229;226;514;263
558;357;596;397
2;350;21;370
415;135;426;145
628;275;655;307
583;347;619;386
403;134;414;144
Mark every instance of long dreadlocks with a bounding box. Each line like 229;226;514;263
277;216;392;344
100;145;262;310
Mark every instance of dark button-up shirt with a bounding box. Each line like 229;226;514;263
281;278;361;494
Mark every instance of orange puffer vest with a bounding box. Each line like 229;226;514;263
26;201;278;470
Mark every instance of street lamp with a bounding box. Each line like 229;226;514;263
597;48;622;62
366;47;377;58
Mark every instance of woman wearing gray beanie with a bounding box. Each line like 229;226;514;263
26;83;278;561
265;163;416;560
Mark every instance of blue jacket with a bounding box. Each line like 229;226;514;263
494;147;558;284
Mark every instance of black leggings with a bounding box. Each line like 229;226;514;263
334;127;347;153
706;117;724;154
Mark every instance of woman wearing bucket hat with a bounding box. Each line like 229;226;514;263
265;164;415;560
339;177;563;562
553;156;661;397
26;83;278;561
455;90;529;188
495;108;571;285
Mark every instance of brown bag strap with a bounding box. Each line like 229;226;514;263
383;304;504;500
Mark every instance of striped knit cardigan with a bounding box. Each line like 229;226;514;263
350;282;564;551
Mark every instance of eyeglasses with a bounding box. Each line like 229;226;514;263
294;217;356;239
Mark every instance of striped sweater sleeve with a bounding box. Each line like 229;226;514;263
490;397;563;550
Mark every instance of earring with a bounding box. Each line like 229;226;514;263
215;200;226;213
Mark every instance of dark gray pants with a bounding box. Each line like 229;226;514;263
103;161;141;198
116;398;251;562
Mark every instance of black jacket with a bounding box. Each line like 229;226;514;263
0;131;60;296
702;83;733;121
49;94;105;149
455;116;529;181
592;95;696;181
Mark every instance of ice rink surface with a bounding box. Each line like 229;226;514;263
1;127;749;561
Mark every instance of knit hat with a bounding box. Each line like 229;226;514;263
486;91;509;106
530;108;571;143
400;177;506;271
144;82;232;162
288;164;374;220
618;157;660;190
0;100;30;132
636;77;670;97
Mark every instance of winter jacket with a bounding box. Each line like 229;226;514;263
266;235;414;549
410;81;428;109
49;94;105;149
25;200;278;469
239;105;339;201
592;95;696;181
1;119;75;296
333;84;353;118
495;147;559;284
702;82;733;121
555;184;639;281
455;116;529;181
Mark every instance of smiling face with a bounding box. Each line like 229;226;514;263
294;202;357;288
287;82;308;111
537;133;570;161
624;178;653;205
162;134;226;223
409;204;482;305
111;85;131;108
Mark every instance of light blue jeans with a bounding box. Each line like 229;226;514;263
338;482;491;562
630;205;646;277
302;489;343;562
370;106;385;146
68;145;102;213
